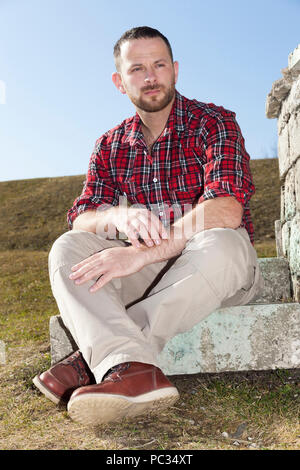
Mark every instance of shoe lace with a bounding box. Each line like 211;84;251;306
65;353;89;385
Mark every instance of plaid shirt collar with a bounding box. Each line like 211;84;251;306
124;89;187;147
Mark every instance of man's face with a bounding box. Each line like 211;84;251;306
113;37;178;113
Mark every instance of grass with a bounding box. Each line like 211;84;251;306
1;159;299;450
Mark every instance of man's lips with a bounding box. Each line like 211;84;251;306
143;88;160;95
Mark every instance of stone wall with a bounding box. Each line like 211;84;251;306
266;44;300;302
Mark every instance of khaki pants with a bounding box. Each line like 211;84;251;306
48;227;264;383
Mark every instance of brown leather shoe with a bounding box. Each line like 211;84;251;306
33;351;95;404
67;362;179;425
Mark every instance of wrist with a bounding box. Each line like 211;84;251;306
135;227;187;267
95;207;119;238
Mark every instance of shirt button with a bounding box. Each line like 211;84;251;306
153;177;158;183
159;211;164;217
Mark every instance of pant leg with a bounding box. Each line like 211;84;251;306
126;227;264;355
48;229;168;382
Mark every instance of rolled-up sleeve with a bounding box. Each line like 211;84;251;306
67;140;120;229
198;110;255;208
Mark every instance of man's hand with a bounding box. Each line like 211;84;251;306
110;206;169;248
69;246;147;293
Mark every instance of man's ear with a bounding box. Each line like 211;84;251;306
173;61;179;85
112;72;126;94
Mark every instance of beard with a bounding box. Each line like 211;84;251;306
127;81;176;113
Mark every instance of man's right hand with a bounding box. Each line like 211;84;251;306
110;206;169;248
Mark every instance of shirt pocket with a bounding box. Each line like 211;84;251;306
116;173;137;198
167;171;203;204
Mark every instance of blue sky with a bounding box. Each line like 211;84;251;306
0;0;299;182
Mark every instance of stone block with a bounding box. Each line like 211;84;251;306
277;106;290;135
274;219;283;257
159;303;300;374
50;316;77;365
280;185;285;222
281;221;291;259
278;76;300;134
291;275;300;303
289;112;300;164
254;257;291;303
295;158;300;211
284;166;296;220
288;44;300;73
289;214;300;275
50;303;300;375
278;125;290;178
266;93;281;119
272;77;291;103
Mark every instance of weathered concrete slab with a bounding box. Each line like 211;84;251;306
50;302;300;374
158;303;300;375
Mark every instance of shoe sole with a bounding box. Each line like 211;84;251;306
32;375;62;405
67;387;179;425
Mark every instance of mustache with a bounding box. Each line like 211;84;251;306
141;84;163;92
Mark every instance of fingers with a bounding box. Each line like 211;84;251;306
127;211;169;247
89;273;112;293
126;225;143;248
69;254;104;284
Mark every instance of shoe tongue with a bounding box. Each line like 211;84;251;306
111;362;130;373
103;362;130;381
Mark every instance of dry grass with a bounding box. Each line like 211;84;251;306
1;341;299;450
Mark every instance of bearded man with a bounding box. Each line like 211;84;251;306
33;26;264;426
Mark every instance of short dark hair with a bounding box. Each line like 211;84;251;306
113;26;174;70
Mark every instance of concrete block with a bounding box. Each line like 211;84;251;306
288;44;300;73
284;166;296;220
50;316;77;365
50;302;300;375
281;221;291;258
278;125;290;178
255;257;291;303
274;220;283;257
158;303;300;374
295;158;300;211
290;214;300;275
277;77;300;134
272;77;291;102
266;93;281;119
280;185;285;222
289;112;300;164
292;275;300;303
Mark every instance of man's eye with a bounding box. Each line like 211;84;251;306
132;67;141;72
157;63;165;67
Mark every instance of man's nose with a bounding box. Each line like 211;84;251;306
144;68;157;85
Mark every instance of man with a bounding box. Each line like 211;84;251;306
33;26;264;426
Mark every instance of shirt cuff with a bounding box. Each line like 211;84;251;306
198;181;249;208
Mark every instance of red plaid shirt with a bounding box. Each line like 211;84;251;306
68;90;255;244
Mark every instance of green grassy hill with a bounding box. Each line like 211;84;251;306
0;158;280;256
